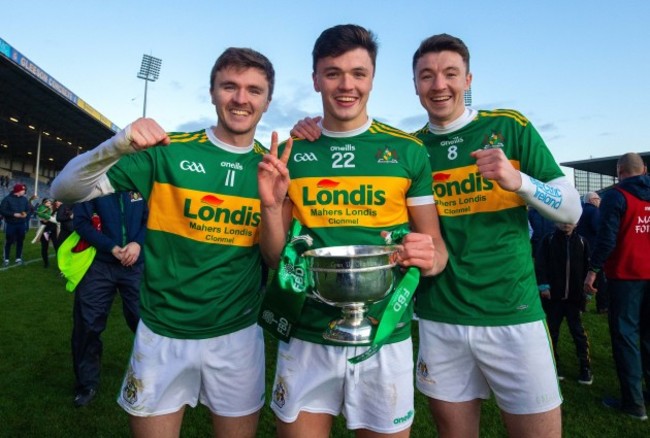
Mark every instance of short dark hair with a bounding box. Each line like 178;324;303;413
412;34;470;73
312;24;378;72
209;47;275;100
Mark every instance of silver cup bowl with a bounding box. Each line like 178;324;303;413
302;245;398;344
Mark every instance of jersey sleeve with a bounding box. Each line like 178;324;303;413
107;150;156;200
406;143;434;203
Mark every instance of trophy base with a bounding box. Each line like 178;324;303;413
323;317;374;345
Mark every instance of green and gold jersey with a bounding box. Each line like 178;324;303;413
284;119;434;345
107;129;267;339
414;109;564;326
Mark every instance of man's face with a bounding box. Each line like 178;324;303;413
211;66;270;144
556;223;576;234
313;47;374;131
414;50;472;127
588;195;601;207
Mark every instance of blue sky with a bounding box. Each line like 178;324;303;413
2;0;649;176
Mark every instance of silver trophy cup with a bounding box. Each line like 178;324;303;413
302;245;398;344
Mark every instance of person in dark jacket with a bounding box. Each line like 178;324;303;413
1;183;30;266
70;191;147;407
577;192;609;312
584;152;650;421
529;205;556;258
54;200;75;251
536;222;593;385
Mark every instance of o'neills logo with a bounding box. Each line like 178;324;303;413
432;172;493;198
303;179;386;206
183;196;260;226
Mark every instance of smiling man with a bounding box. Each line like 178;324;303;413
411;34;582;438
258;24;447;438
52;48;274;438
289;32;583;438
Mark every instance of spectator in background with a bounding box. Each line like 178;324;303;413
26;193;38;233
577;191;608;313
585;152;650;421
1;183;30;266
33;198;58;268
54;200;75;251
71;190;147;407
528;205;556;257
536;222;592;384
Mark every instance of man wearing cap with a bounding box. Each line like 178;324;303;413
1;183;30;266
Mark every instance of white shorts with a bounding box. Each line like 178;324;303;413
117;321;265;417
416;320;562;415
271;338;415;434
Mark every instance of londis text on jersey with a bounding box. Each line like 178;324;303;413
183;199;260;227
302;184;386;206
433;172;493;199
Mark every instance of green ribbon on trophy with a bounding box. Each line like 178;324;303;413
258;222;422;364
258;219;314;342
348;227;420;364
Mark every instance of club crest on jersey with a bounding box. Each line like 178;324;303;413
482;132;505;150
416;358;435;384
273;379;287;408
180;160;206;173
122;367;141;405
375;146;399;164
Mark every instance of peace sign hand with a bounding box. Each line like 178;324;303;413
258;132;293;210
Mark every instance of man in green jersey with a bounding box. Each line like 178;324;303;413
290;32;582;438
52;48;274;438
258;25;448;438
410;34;582;438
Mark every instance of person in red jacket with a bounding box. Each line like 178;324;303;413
584;152;650;421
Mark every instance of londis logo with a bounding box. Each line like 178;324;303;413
432;171;494;198
183;195;260;226
303;179;386;206
201;195;224;206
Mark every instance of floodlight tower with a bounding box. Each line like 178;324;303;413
137;54;162;117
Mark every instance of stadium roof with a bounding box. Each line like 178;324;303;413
0;37;119;171
561;152;650;177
